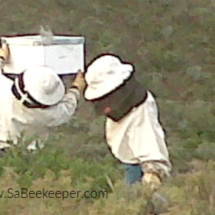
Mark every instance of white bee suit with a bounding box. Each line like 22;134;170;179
105;91;171;175
0;73;79;150
84;54;172;178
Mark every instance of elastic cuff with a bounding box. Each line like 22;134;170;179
0;57;5;69
69;87;81;101
0;57;4;64
71;85;79;91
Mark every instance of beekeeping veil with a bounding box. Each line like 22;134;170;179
84;54;147;121
11;65;65;108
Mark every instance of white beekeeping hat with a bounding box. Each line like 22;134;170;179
84;54;134;100
14;65;65;106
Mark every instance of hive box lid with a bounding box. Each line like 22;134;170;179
1;35;85;46
1;35;85;75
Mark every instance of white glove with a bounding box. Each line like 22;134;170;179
72;70;87;92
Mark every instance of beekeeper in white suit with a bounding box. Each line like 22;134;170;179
84;54;172;190
0;44;86;153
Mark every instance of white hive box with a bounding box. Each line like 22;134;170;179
1;35;85;75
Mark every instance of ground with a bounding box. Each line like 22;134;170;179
0;0;214;214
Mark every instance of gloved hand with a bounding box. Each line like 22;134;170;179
0;43;10;61
72;70;87;92
142;172;162;191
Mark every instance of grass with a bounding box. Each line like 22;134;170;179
0;0;215;214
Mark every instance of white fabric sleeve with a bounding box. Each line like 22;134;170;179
41;87;80;127
0;58;4;72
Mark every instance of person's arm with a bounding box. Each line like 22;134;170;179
44;87;80;127
41;71;86;127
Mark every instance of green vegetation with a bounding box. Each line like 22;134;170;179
0;0;215;214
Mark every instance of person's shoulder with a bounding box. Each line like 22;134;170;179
0;73;13;84
0;72;12;80
0;74;13;96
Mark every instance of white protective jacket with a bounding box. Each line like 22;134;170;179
105;91;172;176
0;73;79;150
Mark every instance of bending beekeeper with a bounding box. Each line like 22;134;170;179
84;54;172;190
0;44;86;153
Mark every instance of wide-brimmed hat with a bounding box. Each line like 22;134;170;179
14;65;65;106
84;54;134;100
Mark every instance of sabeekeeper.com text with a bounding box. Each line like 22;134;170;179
0;188;108;200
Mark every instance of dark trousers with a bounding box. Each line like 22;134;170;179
124;163;144;185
